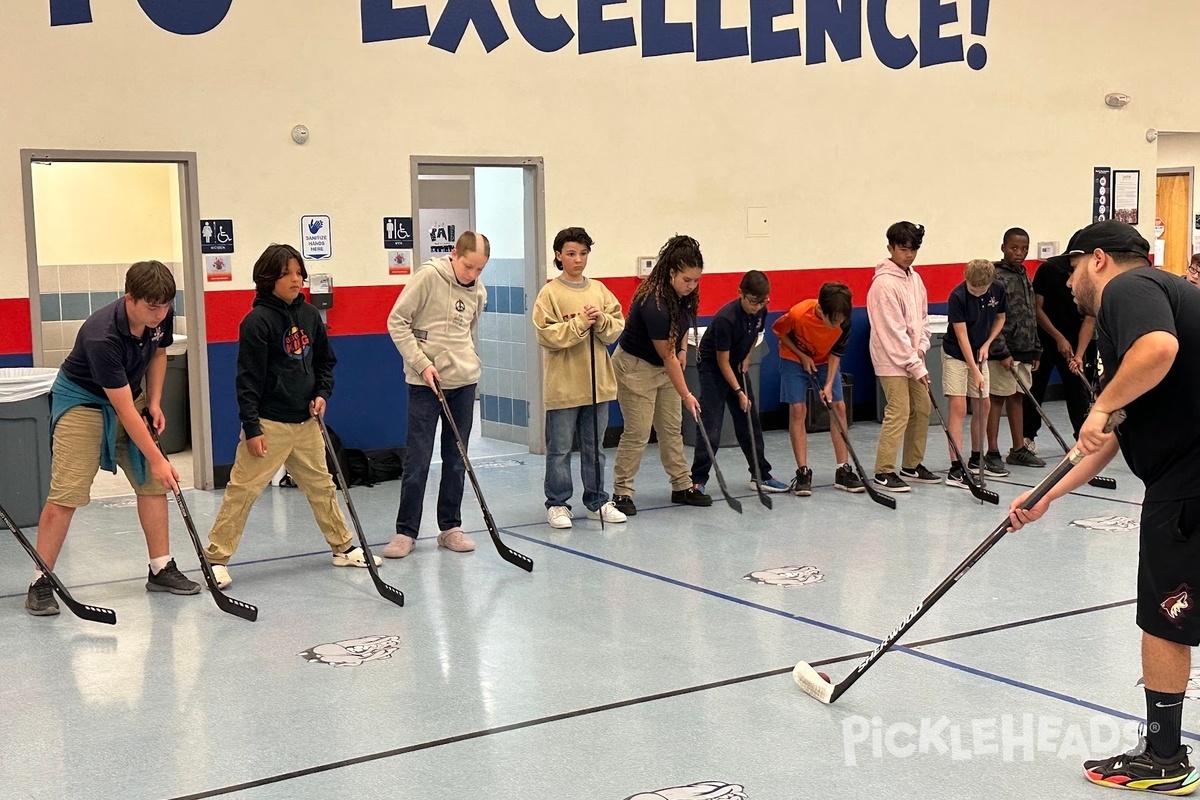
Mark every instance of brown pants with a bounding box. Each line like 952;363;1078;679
874;376;931;474
205;418;352;565
611;347;692;496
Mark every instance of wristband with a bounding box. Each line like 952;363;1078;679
735;387;745;394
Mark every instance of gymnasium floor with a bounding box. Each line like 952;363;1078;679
0;402;1170;799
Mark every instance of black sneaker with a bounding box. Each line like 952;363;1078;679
671;487;713;507
25;576;60;617
983;451;1010;477
873;472;911;493
612;494;637;516
1006;445;1046;468
1083;736;1199;794
900;464;940;484
789;467;813;497
146;559;201;595
945;465;969;490
834;464;865;493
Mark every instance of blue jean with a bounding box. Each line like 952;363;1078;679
395;383;475;539
690;368;771;486
544;403;610;511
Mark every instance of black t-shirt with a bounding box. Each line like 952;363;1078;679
60;297;174;400
1034;255;1086;345
697;299;766;374
619;293;692;367
1096;268;1200;501
943;281;1007;362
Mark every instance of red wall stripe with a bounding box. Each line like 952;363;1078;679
0;298;33;355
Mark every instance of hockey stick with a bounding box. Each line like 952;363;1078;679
1011;365;1116;491
144;417;259;621
0;502;116;625
926;383;999;505
741;371;772;510
432;378;533;572
809;370;895;510
975;361;987;503
693;406;743;514
589;327;604;530
315;416;405;607
793;409;1126;704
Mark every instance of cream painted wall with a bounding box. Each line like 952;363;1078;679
5;1;1200;300
31;161;182;267
474;167;526;260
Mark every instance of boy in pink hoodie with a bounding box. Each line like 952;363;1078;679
867;221;938;493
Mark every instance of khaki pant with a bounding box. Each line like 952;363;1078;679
47;398;166;508
611;347;691;495
874;376;931;474
205;418;352;564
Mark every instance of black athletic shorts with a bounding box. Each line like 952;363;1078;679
1137;497;1200;646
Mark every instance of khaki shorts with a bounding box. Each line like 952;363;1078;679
988;360;1032;398
47;399;166;507
942;351;989;398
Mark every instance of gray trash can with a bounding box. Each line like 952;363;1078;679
682;331;766;447
159;337;190;455
875;316;948;425
0;368;58;528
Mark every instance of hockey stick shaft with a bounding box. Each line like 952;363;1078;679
741;371;771;509
1013;365;1116;490
589;328;604;530
810;372;895;510
694;409;742;514
925;383;999;505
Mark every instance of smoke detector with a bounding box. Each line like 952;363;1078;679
1104;93;1131;109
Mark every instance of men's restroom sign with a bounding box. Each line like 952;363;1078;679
384;216;414;249
200;219;234;254
301;215;333;260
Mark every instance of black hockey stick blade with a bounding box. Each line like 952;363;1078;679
432;378;533;572
143;417;258;620
925;385;999;505
0;502;116;624
694;413;742;513
1088;475;1118;490
741;372;772;510
794;408;1127;704
1013;366;1116;491
812;374;895;510
316;417;406;606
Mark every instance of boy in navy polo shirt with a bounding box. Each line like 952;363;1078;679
941;259;1006;488
25;260;199;617
690;271;787;494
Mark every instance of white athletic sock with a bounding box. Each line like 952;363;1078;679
149;555;172;574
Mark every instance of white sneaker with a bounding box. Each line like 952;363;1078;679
1023;437;1038;454
331;545;382;568
210;564;231;589
586;501;627;523
547;506;573;529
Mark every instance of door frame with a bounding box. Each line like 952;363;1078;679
19;149;215;489
409;155;547;454
1156;166;1194;271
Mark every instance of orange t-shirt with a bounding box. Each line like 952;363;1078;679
772;299;850;366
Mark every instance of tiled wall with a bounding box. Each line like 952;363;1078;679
38;262;186;366
478;257;529;443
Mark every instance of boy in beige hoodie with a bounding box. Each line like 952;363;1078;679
867;221;938;493
382;231;489;558
532;227;626;529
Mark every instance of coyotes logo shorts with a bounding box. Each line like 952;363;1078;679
1137;497;1200;646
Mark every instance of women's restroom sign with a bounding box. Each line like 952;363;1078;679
384;216;414;275
201;219;235;281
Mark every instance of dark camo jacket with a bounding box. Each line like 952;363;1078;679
988;260;1042;362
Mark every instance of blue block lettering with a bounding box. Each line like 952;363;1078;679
919;0;963;67
749;0;800;63
429;0;510;52
641;0;692;57
578;0;636;53
49;0;92;26
361;0;430;43
696;0;748;61
511;0;574;52
806;0;862;64
866;0;916;69
136;0;232;35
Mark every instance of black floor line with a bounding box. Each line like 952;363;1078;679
164;596;1138;800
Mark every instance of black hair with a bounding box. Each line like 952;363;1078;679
1111;252;1151;269
817;282;852;322
252;243;307;295
552;227;594;270
633;235;703;349
739;270;770;298
124;260;176;304
886;221;925;249
1002;227;1030;244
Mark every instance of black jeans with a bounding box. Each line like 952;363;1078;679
395;383;475;539
690;368;771;486
1023;341;1096;443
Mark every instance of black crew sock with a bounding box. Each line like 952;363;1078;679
970;451;981;462
1146;688;1186;758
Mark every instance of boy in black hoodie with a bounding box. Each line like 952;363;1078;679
203;244;379;588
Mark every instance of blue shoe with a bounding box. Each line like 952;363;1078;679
751;475;789;493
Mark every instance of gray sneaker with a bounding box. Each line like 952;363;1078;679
1006;445;1046;468
25;576;60;616
146;559;201;595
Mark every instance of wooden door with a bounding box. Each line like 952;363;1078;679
1155;172;1191;274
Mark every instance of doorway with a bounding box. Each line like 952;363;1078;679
1155;170;1192;273
19;150;213;491
411;156;547;455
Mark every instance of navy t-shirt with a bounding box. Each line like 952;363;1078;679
942;281;1007;362
697;299;766;374
619;293;692;367
1096;268;1200;501
60;298;174;400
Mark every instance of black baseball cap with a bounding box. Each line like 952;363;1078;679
1065;221;1150;259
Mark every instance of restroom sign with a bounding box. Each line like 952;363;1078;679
200;219;235;254
301;215;332;260
384;217;414;249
